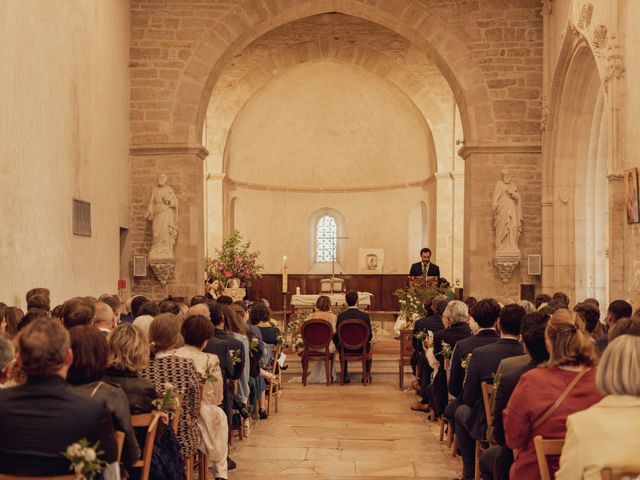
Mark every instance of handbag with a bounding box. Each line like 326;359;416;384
532;367;590;430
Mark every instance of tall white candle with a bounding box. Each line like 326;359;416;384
282;256;288;292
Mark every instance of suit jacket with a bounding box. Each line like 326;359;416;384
556;395;640;480
0;375;117;476
334;307;372;352
448;329;499;398
409;261;440;279
429;322;473;415
412;315;445;351
204;333;233;380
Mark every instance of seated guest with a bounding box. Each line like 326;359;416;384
504;308;602;480
480;311;550;480
100;294;123;325
574;301;603;339
142;313;202;458
411;295;448;411
131;295;150;319
608;315;640;340
27;292;51;313
2;306;22;338
444;299;501;427
94;301;116;335
175;315;229;480
221;303;250;405
534;293;552;310
596;299;632;351
428;300;472;416
304;295;338;384
251;302;281;346
67;325;141;471
556;335;640;479
455;304;525;480
0;336;15;387
62;297;95;329
552;291;570;309
334;290;372;383
0;317;117;476
516;299;535;313
104;324;156;413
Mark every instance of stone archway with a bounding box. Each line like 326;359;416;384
542;29;610;304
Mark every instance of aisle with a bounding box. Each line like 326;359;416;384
229;378;461;479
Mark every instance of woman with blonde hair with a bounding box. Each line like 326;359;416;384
556;334;640;479
304;295;337;383
504;308;602;479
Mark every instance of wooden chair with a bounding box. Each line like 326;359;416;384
115;430;126;462
300;318;334;386
131;411;162;480
474;382;495;480
398;328;414;390
601;468;640;480
337;319;372;385
533;435;565;480
229;380;244;443
266;343;281;415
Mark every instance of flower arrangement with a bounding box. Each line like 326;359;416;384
198;359;218;384
414;331;427;342
250;336;260;354
461;352;473;370
275;334;286;347
394;283;455;329
152;382;181;413
437;341;453;360
62;438;106;480
230;349;242;365
285;311;311;355
205;230;263;292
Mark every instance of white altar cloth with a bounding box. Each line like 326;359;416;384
291;292;372;308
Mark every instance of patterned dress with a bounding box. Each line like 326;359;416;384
141;352;202;457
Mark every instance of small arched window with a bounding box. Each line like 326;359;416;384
315;215;337;262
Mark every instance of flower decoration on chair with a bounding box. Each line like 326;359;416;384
62;438;106;480
285;311;312;355
205;230;263;293
152;382;181;413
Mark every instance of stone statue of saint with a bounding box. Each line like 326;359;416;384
146;173;178;259
492;168;522;254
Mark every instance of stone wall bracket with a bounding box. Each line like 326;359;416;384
149;258;175;286
493;255;521;283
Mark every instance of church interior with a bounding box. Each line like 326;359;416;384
2;1;640;479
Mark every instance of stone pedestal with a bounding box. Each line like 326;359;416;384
149;258;176;286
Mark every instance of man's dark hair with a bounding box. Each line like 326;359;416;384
158;300;180;315
419;247;431;256
25;287;50;305
499;304;526;336
217;295;233;305
520;311;550;364
433;297;449;318
574;302;601;333
138;301;160;317
607;300;633;322
67;325;108;385
541;299;565;315
609;315;640;341
248;302;270;326
464;296;478;309
17;309;48;332
208;300;224;327
470;298;501;328
345;290;358;307
27;293;50;312
131;296;149;318
100;294;121;314
190;295;207;307
552;291;570;308
18;317;69;376
182;315;214;347
62;298;95;329
534;293;552;309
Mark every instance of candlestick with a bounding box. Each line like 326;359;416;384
282;255;288;293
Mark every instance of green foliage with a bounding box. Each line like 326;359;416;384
205;230;263;288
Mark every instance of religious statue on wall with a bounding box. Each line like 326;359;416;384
492;168;522;255
492;168;522;283
146;173;179;260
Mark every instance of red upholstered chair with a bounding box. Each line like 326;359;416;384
300;318;334;386
337;319;372;385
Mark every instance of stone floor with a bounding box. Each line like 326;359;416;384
228;377;461;479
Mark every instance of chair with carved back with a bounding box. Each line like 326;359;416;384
398;328;414;390
337;319;372;385
300;318;334;386
601;468;640;480
266;343;281;415
474;382;495;480
130;411;162;480
533;435;565;480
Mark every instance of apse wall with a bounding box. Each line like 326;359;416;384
224;60;436;274
0;1;130;307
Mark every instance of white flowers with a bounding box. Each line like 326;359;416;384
62;439;105;479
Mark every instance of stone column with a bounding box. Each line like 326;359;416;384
540;200;554;294
435;172;453;281
608;174;625;300
130;144;208;299
460;145;542;301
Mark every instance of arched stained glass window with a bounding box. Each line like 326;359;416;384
316;215;337;262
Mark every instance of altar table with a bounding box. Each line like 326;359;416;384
290;292;373;310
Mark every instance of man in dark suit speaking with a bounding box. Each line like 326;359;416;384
409;247;440;283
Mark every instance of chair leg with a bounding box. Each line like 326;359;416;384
474;441;481;480
302;356;308;386
451;434;458;457
362;355;367;385
198;452;208;480
399;362;404;390
340;356;345;385
275;381;279;414
325;356;330;386
184;454;194;480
